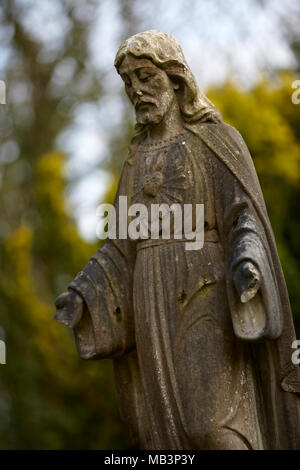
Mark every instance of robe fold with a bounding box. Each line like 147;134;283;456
67;122;300;449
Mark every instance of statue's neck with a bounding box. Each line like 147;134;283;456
144;98;184;144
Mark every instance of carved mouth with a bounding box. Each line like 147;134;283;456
135;101;155;111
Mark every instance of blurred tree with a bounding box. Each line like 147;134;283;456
0;0;129;450
0;150;131;449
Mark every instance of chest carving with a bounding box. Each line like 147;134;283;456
132;139;193;207
143;151;165;197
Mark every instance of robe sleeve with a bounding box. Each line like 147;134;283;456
68;160;136;360
215;161;282;342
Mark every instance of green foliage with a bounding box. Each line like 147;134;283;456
0;0;128;450
0;153;128;450
33;151;96;295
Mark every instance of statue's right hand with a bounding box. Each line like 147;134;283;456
54;289;84;328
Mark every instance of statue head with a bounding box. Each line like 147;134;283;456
115;30;222;128
117;53;181;127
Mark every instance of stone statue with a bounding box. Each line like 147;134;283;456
54;30;300;450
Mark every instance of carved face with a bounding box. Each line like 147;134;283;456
118;55;177;125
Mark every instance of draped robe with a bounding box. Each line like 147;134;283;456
66;122;300;450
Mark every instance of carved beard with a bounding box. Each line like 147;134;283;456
135;103;163;125
135;90;175;126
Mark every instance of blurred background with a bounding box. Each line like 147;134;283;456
0;0;300;449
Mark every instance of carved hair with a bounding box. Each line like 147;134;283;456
115;30;222;125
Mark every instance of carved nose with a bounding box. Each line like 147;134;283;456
136;90;143;96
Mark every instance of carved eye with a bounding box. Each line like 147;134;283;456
138;70;155;82
139;74;151;82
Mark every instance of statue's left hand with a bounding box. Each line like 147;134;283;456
233;261;261;303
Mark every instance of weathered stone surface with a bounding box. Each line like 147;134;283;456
54;30;300;450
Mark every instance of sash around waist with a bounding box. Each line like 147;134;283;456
136;229;219;251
